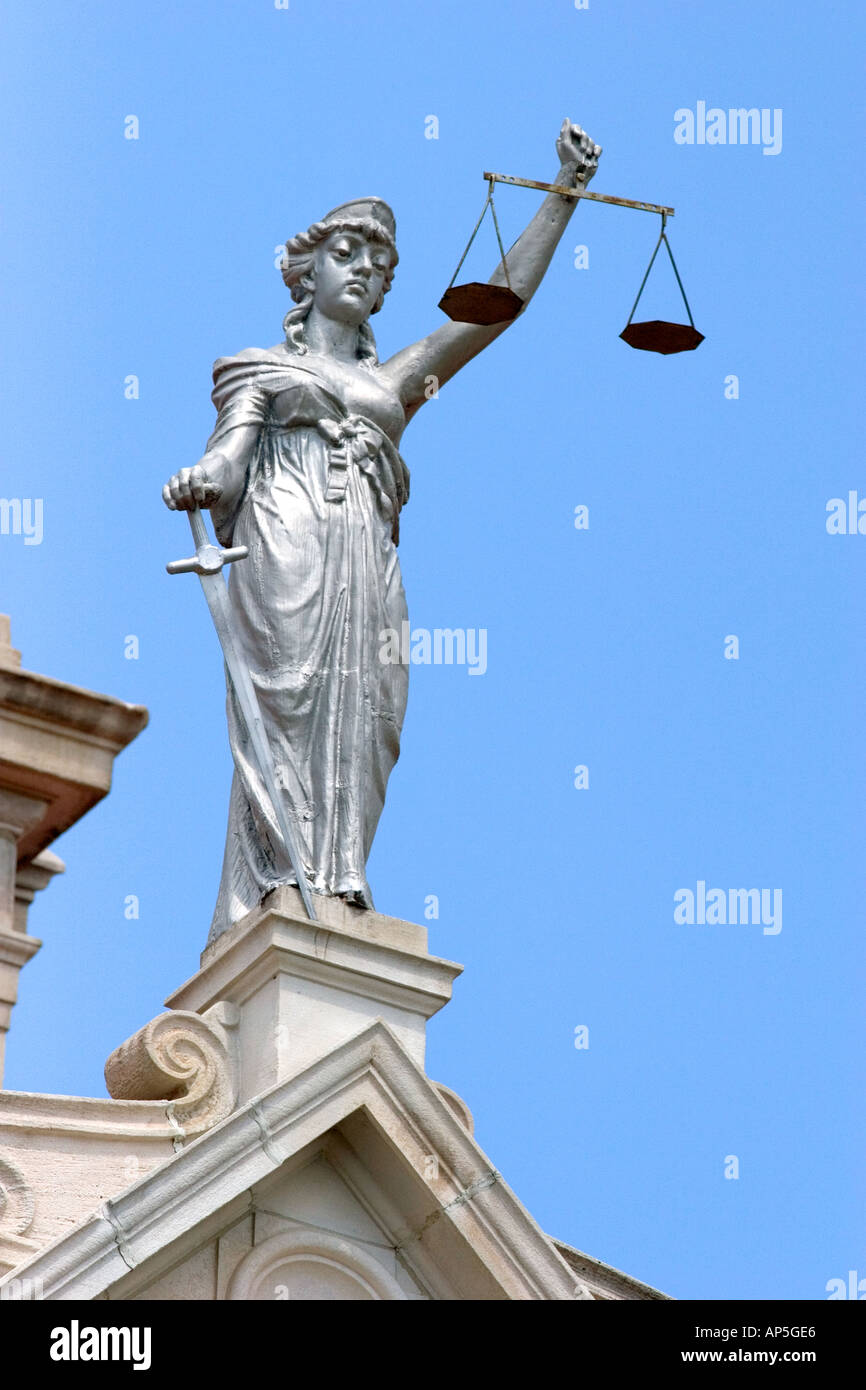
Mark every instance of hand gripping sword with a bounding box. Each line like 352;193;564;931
167;506;317;921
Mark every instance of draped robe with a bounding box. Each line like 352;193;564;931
203;348;410;943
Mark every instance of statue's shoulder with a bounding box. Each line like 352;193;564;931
210;344;338;415
210;346;295;411
212;344;288;375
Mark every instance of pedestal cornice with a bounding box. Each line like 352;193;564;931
164;888;463;1100
167;889;461;1021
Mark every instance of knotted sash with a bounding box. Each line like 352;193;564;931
205;349;410;545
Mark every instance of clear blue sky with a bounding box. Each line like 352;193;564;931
1;0;863;1300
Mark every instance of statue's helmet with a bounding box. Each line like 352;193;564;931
281;196;399;310
320;197;396;243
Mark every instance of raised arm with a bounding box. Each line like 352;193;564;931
379;119;601;424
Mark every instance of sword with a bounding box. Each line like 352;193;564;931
167;506;317;921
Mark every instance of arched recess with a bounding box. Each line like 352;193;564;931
227;1229;409;1301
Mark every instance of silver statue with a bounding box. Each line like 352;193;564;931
163;119;601;942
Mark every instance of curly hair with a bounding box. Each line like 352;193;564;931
280;216;398;366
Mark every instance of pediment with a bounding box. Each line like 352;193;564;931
0;1021;591;1301
120;1143;433;1300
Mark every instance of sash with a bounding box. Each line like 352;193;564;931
207;350;410;544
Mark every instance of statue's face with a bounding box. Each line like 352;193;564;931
312;229;390;325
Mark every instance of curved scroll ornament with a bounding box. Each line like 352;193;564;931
104;1010;236;1136
0;1155;35;1237
433;1082;474;1135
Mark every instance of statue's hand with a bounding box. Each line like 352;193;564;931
162;461;223;511
556;118;602;187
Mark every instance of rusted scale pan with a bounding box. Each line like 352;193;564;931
438;282;524;326
619;320;704;355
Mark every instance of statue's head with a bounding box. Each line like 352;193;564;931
281;198;398;363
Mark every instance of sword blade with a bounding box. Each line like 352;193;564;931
194;550;318;922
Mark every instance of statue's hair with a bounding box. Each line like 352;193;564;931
280;216;398;365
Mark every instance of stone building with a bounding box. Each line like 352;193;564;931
0;618;666;1301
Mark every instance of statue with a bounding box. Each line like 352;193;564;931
163;119;601;943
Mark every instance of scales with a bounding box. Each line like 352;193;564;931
439;172;704;354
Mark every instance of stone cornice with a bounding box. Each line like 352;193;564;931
0;1090;189;1139
0;667;148;749
0;665;147;865
551;1237;672;1301
0;932;42;971
166;903;462;1024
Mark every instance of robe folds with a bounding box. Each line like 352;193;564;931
203;349;410;943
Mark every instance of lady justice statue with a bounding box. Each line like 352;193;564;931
163;118;601;942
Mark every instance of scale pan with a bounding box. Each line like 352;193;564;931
439;282;524;326
620;320;704;355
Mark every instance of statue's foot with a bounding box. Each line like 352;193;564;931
261;879;373;912
338;889;368;910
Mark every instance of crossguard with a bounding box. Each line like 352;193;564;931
166;507;248;576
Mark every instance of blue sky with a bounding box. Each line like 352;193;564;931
1;0;863;1299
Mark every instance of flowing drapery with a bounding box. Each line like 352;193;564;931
203;350;410;943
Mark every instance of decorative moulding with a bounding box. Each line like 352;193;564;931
0;1153;34;1237
226;1228;408;1301
105;1007;238;1137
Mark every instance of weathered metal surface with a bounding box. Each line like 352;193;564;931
483;171;675;218
438;282;524;326
619;320;704;354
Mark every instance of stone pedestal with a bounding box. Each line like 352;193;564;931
0;615;148;1085
165;887;463;1105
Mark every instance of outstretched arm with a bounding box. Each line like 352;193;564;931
379;119;601;424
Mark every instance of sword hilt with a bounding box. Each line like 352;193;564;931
166;507;249;576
